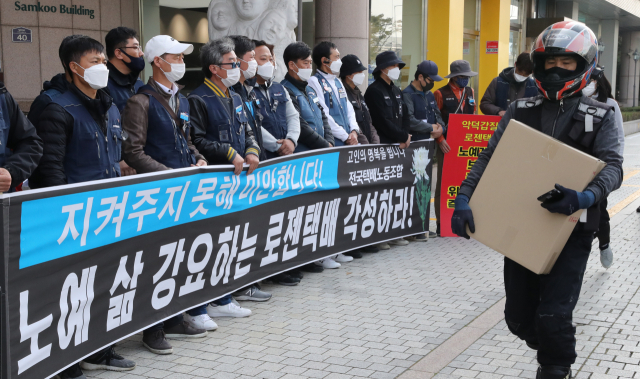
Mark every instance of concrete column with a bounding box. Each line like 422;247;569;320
618;31;640;107
555;1;579;20
315;0;369;87
141;0;161;83
599;19;618;97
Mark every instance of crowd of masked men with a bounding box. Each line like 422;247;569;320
0;20;624;379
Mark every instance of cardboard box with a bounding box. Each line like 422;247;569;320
468;119;605;274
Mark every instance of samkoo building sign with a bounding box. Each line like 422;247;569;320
14;1;96;19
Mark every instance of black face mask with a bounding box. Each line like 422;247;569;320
119;49;146;74
542;66;575;81
422;78;435;92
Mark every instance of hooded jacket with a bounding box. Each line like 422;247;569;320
480;67;537;115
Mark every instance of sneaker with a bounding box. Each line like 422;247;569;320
334;253;354;263
414;233;428;242
344;250;363;258
378;243;391;250
600;247;613;269
59;364;86;379
207;302;252;318
315;258;341;269
164;321;207;339
80;346;136;371
637;205;640;213
289;269;304;280
389;238;409;246
536;365;571;379
233;285;272;301
361;245;379;253
265;273;300;286
404;236;416;242
428;231;437;238
300;263;324;273
526;340;539;350
142;330;173;354
185;314;218;331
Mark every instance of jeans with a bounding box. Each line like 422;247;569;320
595;198;610;250
186;295;233;316
503;231;593;366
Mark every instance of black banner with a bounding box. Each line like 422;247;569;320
1;142;434;379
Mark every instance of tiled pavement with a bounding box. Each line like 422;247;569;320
84;134;640;379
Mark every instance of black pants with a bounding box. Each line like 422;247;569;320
595;198;610;250
504;231;593;366
143;315;183;335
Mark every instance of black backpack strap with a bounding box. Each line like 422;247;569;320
513;95;544;131
568;96;613;149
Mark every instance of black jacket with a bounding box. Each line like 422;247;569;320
345;83;380;144
0;84;43;188
232;80;267;161
282;73;335;148
364;77;410;143
30;84;113;188
27;73;69;129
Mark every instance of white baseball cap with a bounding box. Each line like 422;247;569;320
144;35;194;64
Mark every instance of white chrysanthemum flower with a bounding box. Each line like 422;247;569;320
411;147;431;184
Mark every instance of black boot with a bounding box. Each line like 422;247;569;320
536;365;571;379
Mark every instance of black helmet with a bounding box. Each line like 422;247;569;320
531;21;598;100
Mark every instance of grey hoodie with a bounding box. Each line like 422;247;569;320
460;95;623;203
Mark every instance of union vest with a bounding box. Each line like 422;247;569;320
495;76;538;111
314;73;350;146
281;79;324;153
189;83;249;157
108;77;144;113
0;92;14;167
234;82;266;161
53;90;122;184
513;95;613;232
439;84;474;125
254;82;289;158
138;85;196;169
403;84;438;141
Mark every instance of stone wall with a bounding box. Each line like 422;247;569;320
0;0;140;111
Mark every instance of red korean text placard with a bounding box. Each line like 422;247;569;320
440;114;501;237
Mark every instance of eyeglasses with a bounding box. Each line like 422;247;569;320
218;62;241;69
121;46;142;52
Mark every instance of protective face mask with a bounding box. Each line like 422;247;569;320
422;79;435;92
352;72;366;86
295;63;312;82
514;72;529;82
75;63;109;90
119;49;146;73
257;61;274;80
159;57;185;83
241;59;258;79
455;77;469;88
386;67;401;81
329;59;342;75
543;66;575;81
582;81;597;97
219;67;241;88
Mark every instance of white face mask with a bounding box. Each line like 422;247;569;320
75;63;109;90
257;61;274;80
583;81;597;97
352;72;366;86
159;57;185;83
294;63;312;82
514;72;529;82
242;59;258;79
219;67;241;88
386;67;401;81
328;59;342;75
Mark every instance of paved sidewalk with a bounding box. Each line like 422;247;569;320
84;134;640;379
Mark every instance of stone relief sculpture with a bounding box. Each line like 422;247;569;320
208;0;298;81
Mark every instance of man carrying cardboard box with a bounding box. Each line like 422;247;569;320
451;21;623;379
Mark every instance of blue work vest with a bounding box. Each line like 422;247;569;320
189;83;249;158
281;79;324;153
495;75;538;111
138;85;196;169
402;85;438;141
313;73;350;146
254;81;289;141
108;77;144;113
53;90;122;184
0;92;13;167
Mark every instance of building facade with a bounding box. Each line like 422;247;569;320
1;0;640;112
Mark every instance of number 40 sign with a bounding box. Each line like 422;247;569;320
12;27;32;43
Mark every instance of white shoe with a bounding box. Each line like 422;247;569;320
207;302;252;318
334;253;353;263
315;258;341;269
378;243;391;250
389;238;409;246
184;314;218;331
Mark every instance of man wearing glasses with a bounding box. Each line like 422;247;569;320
189;37;261;175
